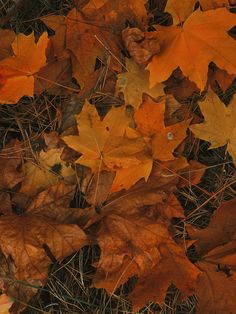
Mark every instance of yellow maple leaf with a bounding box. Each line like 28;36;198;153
20;148;75;197
116;58;164;108
190;90;236;163
63;102;147;172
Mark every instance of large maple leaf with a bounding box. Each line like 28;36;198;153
91;194;200;310
190;90;236;164
148;8;236;90
0;32;48;104
63;102;151;188
165;0;229;24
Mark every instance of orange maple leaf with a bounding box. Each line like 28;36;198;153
135;95;190;161
148;8;236;90
0;32;48;104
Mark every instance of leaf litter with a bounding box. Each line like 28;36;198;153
0;0;235;313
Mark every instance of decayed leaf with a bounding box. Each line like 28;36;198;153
122;28;160;66
0;213;88;280
20;147;75;197
135;95;190;160
116;58;164;108
0;139;23;189
63;102;150;181
0;32;48;104
190;90;236;164
148;8;236;90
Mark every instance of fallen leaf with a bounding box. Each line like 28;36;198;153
190;90;236;164
0;32;48;104
111;154;153;192
189;198;236;256
122;28;160;66
0;140;23;189
62;101;147;173
165;0;196;25
148;8;236;90
82;0;148;30
165;0;230;25
92;200;200;310
0;293;13;314
0;213;88;280
164;68;200;102
208;65;235;92
129;242;200;310
20;147;75;197
116;58;164;108
135;95;190;160
195;262;236;314
65;8;121;88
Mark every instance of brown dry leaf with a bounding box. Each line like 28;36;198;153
195;262;236;314
129;242;200;311
200;0;229;10
0;139;23;189
190;90;236;164
0;29;15;60
116;58;164;108
164;68;200;102
135;95;190;161
92;199;200;310
41;15;67;58
82;0;148;31
65;8;121;88
122;28;160;66
0;212;88;280
20;147;75;197
0;192;12;215
208;65;235;92
189;198;236;256
0;32;48;104
148;8;236;90
189;198;236;313
26;182;89;226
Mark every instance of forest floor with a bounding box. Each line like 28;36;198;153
0;0;236;313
